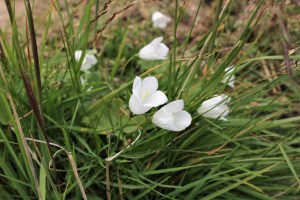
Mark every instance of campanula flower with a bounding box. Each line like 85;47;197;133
197;95;230;120
139;37;169;60
152;11;172;29
152;100;192;131
75;50;97;71
129;76;168;115
221;66;235;88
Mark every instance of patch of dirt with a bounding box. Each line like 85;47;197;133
0;1;216;45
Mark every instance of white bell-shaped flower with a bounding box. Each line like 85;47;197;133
75;50;97;71
152;11;172;29
221;66;235;88
139;37;169;60
152;100;192;132
197;95;230;120
129;76;168;115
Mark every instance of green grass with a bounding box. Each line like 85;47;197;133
0;0;300;199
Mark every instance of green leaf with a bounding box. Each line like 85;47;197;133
0;93;10;125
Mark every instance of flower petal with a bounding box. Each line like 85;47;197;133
152;12;164;22
202;108;228;119
132;89;142;105
132;76;142;91
152;108;174;130
152;101;191;131
197;95;230;119
201;96;222;107
85;54;98;65
140;76;158;95
221;66;236;88
225;66;235;74
143;90;168;107
151;37;163;45
139;44;156;60
155;43;169;59
129;94;151;115
81;63;92;71
74;50;82;61
220;94;230;104
172;110;192;131
163;99;184;113
227;77;235;88
75;50;97;71
152;12;172;29
80;76;86;86
220;117;228;121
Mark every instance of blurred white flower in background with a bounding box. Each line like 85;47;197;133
129;76;168;115
221;66;235;88
139;37;169;60
80;76;86;86
75;50;97;71
152;100;192;131
80;74;93;91
197;95;230;121
152;11;172;29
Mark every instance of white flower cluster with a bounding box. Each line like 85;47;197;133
128;76;231;132
74;10;236;132
133;34;234;131
139;10;171;60
129;76;191;132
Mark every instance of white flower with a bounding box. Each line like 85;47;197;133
221;66;235;88
197;95;230;120
152;100;192;132
80;76;93;91
75;50;97;71
152;11;172;29
80;76;86;86
139;37;169;60
129;76;168;115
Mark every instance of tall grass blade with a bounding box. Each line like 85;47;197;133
24;0;42;102
0;67;43;200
